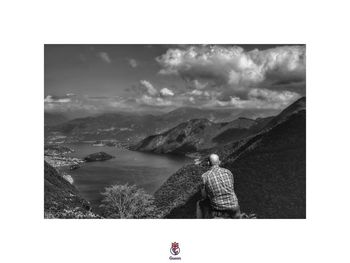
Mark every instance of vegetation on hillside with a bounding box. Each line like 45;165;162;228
44;161;100;218
100;184;157;218
132;115;273;155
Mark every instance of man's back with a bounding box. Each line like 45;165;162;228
202;165;239;211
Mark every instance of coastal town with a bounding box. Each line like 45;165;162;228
44;145;84;169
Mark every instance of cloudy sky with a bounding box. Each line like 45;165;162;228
45;44;305;117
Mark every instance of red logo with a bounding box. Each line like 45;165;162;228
170;242;180;255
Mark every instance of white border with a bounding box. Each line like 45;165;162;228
1;0;350;262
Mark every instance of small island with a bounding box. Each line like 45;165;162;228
84;152;115;162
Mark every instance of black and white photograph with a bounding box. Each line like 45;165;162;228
2;0;350;262
44;44;306;219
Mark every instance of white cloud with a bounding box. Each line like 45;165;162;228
189;89;211;97
97;52;112;63
160;87;174;96
193;79;207;89
208;89;300;109
44;94;135;116
140;80;158;96
155;45;305;110
128;58;138;68
136;95;173;107
157;45;305;95
190;89;203;96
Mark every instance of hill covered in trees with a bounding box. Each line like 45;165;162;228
131;115;273;155
154;97;306;218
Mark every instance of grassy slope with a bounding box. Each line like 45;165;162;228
132;116;273;155
223;110;306;218
44;161;99;218
154;109;306;219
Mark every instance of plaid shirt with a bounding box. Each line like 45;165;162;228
202;165;239;210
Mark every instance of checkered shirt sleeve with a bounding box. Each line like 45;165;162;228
202;166;239;210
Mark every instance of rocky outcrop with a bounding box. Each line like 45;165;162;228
83;152;115;162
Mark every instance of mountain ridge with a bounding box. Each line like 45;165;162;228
131;113;275;155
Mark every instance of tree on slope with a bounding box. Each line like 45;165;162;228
100;184;157;218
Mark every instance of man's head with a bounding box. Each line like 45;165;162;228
209;154;220;166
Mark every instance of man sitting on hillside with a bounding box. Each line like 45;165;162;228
196;154;241;219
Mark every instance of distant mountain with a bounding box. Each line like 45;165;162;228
161;107;233;123
154;97;306;218
45;107;278;144
44;161;99;218
162;107;277;123
44;112;68;126
46;112;160;143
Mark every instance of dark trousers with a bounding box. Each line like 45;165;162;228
211;207;241;219
196;199;241;219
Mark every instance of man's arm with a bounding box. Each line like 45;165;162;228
201;173;208;199
201;185;207;199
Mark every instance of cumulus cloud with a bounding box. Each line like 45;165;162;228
156;45;305;110
134;81;177;106
208;88;300;109
128;58;138;68
157;45;305;86
136;95;173;107
160;87;174;96
140;80;158;96
193;79;208;89
97;52;112;63
190;89;210;97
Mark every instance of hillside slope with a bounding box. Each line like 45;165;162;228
44;161;99;218
154;98;306;218
132;116;273;155
263;96;305;130
130;119;224;154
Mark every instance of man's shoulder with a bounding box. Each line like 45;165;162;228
202;166;233;179
201;170;210;179
218;167;233;175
